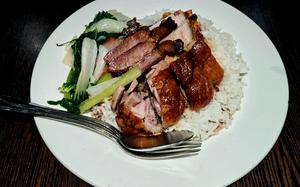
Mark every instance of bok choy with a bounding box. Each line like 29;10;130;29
48;11;126;112
74;37;97;102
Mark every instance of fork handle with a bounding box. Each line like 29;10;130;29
0;95;120;140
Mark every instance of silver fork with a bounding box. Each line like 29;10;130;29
0;96;201;159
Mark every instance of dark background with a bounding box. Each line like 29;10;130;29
0;0;299;186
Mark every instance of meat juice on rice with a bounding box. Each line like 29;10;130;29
91;11;248;141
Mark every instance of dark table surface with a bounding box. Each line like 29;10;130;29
0;0;299;186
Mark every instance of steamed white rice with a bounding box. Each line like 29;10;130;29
91;12;248;141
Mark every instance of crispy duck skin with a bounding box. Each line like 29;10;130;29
104;29;150;63
108;41;156;73
116;104;149;136
169;52;193;85
149;68;185;128
189;38;212;65
185;66;214;110
169;38;221;111
188;13;203;41
150;17;178;42
202;55;224;85
190;39;224;85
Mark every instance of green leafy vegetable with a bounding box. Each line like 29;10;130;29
59;31;123;102
85;19;127;33
85;11;117;32
47;98;80;114
49;11;125;112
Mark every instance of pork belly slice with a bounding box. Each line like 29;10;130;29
116;92;162;136
105;16;178;64
108;41;156;73
185;66;213;110
104;29;150;63
148;68;185;128
108;39;183;74
138;39;183;72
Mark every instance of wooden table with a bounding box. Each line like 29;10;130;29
0;0;299;186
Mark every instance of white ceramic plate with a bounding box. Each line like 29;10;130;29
30;0;289;186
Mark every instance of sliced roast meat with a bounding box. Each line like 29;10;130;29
122;17;141;35
158;39;184;56
190;39;224;85
150;12;186;30
185;66;213;110
127;79;139;93
116;92;162;136
148;68;185;128
102;37;122;51
189;38;211;66
105;17;177;65
113;10;225;136
150;97;161;117
104;29;150;63
169;39;220;110
108;41;156;73
202;55;224;85
188;13;203;41
145;59;169;80
122;92;142;106
111;86;125;112
150;17;177;42
138;39;183;72
116;104;146;136
161;19;195;50
169;52;193;85
108;39;183;73
138;49;162;72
